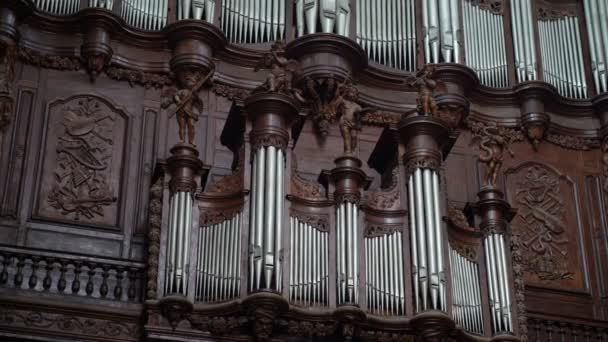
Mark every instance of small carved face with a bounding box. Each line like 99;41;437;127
178;69;198;89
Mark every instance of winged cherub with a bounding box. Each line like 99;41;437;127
407;65;438;117
254;41;304;101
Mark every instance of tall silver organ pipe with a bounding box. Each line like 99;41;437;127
295;0;350;37
538;15;587;99
89;0;113;10
422;0;461;64
462;0;508;88
34;0;80;15
365;231;405;315
222;0;285;44
248;146;285;291
289;217;329;307
120;0;168;31
195;212;242;302
164;191;194;296
336;201;359;305
449;246;484;335
356;0;416;71
510;0;537;82
408;169;446;312
178;0;215;22
484;233;513;334
584;0;608;93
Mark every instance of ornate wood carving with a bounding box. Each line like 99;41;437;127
365;168;400;211
0;308;138;340
291;159;325;200
207;147;244;194
472;0;504;15
18;46;82;71
364;224;403;238
212;82;251;102
105;66;173;89
545;133;598;151
0;43;16;131
188;314;248;336
200;207;241;227
253;41;303;100
407;65;437;117
511;233;529;342
146;174;163;299
291;210;329;231
41;95;124;223
537;7;576;21
512;165;573;281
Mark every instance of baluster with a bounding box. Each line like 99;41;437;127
571;324;580;342
128;268;137;300
100;265;110;297
43;258;54;290
72;261;82;294
559;322;567;342
57;259;67;292
0;253;11;284
14;254;25;287
114;266;124;300
86;263;96;295
595;327;604;342
534;319;542;342
28;257;41;289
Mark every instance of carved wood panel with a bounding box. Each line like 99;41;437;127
505;161;586;290
34;94;128;229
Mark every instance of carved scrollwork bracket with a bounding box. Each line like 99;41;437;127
291;210;329;231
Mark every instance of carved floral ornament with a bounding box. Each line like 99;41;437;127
291;210;329;231
146;176;164;299
0;43;16;132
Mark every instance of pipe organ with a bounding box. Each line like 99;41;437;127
510;0;537;82
365;230;405;315
289;216;329;307
195;212;242;302
164;191;194;296
294;0;350;37
178;0;215;22
356;0;416;71
462;0;508;88
484;233;513;334
422;0;461;64
335;200;359;305
449;246;484;335
538;14;587;99
222;0;285;44
88;0;113;10
583;0;608;94
34;0;79;15
120;0;168;31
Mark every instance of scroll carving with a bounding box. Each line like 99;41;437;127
291;160;325;200
146;176;163;299
360;110;401;126
513;166;574;281
18;47;82;71
446;206;475;233
366;168;400;210
105;67;173;89
471;121;522;187
358;329;412;341
46;97;118;220
207;147;244;193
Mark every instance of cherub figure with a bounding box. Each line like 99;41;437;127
335;82;368;155
407;65;438;116
162;65;214;145
478;123;515;187
254;41;304;101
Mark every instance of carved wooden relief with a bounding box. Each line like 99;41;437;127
35;95;127;228
505;162;585;290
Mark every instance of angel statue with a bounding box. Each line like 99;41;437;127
477;123;515;187
254;41;304;102
407;65;438;117
162;65;215;145
334;81;373;155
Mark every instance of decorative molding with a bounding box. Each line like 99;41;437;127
251;133;289;151
206;147;244;194
200;208;241;227
358;329;412;341
279;319;336;338
336;193;361;205
365;168;400;210
360;110;400;126
451;243;478;262
18;47;82;71
212;82;251;102
146;175;163;299
188;314;248;336
105;66;173;89
0;308;138;340
472;0;504;15
446;207;475;233
364;224;403;238
291;211;329;232
0;44;16;132
291;160;325;200
511;233;528;342
404;156;441;177
537;7;576;21
545;133;598;151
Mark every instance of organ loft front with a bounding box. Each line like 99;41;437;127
0;0;607;341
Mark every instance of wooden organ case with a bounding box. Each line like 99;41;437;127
0;0;607;341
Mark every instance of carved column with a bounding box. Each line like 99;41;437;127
245;92;300;293
399;114;454;339
474;187;520;342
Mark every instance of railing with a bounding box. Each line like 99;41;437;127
0;245;146;303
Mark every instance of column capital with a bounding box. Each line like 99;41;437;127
398;115;450;176
245;92;301;151
167;144;206;194
329;156;371;204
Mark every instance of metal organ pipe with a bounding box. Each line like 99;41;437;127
356;0;416;71
164;191;194;296
248;146;285;292
449;246;484;335
120;0;168;31
484;233;513;334
34;0;80;15
336;201;359;305
422;0;460;64
88;0;113;10
408;168;445;313
538;14;587;99
584;0;608;93
294;0;350;38
178;0;215;22
223;0;285;44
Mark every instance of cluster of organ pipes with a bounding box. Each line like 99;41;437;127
408;168;446;312
336;201;359;305
510;0;537;82
356;0;417;72
195;212;242;302
121;0;168;31
294;0;350;37
422;0;461;64
365;231;405;316
484;233;513;334
449;247;484;335
289;217;329;307
222;0;285;44
538;15;587;99
462;0;508;88
33;0;80;15
248;146;285;292
89;0;113;10
164;191;194;296
178;0;215;22
583;0;608;94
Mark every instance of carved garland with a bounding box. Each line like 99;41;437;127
200;208;242;227
212;82;251;102
291;211;329;231
364;224;403;238
105;67;173;89
18;47;82;71
545;133;598;151
146;175;163;299
0;43;16;131
511;232;528;342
